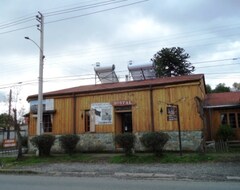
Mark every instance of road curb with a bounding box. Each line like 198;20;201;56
114;172;176;179
226;176;240;181
0;169;40;175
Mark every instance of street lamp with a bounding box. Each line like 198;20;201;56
25;36;44;136
24;37;42;52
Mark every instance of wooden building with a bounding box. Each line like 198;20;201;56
204;92;240;140
27;74;206;152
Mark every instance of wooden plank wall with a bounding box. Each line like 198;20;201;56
75;90;152;134
153;82;204;132
29;79;205;136
28;115;36;136
53;98;74;134
29;98;74;136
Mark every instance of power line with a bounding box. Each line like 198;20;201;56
44;0;128;16
0;24;36;35
193;57;239;65
45;0;149;24
0;16;35;30
0;0;148;35
196;63;239;69
0;69;239;90
0;0;239;80
0;0;116;28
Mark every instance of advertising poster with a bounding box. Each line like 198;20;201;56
91;103;113;125
167;105;178;121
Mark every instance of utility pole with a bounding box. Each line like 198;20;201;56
36;11;44;135
7;89;12;139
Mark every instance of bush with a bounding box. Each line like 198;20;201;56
59;134;80;155
114;133;136;156
141;132;170;156
217;125;234;141
30;134;55;156
21;136;28;147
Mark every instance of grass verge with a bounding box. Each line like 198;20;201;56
0;151;239;168
0;154;93;168
109;153;217;164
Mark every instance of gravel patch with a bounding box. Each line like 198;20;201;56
16;162;240;182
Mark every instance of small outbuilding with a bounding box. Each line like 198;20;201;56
204;91;240;140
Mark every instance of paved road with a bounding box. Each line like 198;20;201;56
16;162;240;182
0;175;239;190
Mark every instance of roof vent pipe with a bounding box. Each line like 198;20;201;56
96;62;100;67
125;75;129;82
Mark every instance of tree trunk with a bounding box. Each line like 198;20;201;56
13;109;22;159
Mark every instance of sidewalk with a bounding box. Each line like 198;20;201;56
3;159;239;182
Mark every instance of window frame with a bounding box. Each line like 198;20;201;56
220;112;240;129
84;110;90;132
43;114;53;133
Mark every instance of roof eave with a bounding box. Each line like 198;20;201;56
203;104;240;109
27;75;204;101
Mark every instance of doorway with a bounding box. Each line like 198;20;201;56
121;112;132;133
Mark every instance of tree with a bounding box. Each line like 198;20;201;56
13;109;23;159
206;84;212;93
233;82;240;91
151;47;195;77
212;83;230;93
0;113;13;129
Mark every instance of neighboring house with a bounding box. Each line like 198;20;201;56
27;74;206;152
204;92;240;140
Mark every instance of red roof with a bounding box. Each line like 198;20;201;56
27;74;205;101
204;92;240;108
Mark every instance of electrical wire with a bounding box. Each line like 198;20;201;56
0;0;148;35
44;0;129;17
0;0;239;89
45;0;149;24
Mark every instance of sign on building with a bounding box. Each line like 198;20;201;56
91;103;113;125
3;139;17;148
30;99;54;113
167;105;178;121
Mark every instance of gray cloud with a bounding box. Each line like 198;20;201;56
0;0;239;104
0;91;7;102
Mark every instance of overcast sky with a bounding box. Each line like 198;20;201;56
0;0;240;113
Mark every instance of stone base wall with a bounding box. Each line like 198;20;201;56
28;133;115;154
165;131;203;151
135;131;203;151
28;131;202;153
77;133;115;152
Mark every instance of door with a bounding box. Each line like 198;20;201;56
121;112;132;133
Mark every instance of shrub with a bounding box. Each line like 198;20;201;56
59;134;80;155
217;125;234;141
21;136;28;147
141;132;170;156
114;133;136;156
30;134;55;156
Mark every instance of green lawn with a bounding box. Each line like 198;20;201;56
0;150;239;168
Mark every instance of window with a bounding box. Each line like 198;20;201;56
220;112;240;129
85;110;90;132
238;113;240;128
220;113;227;125
43;114;52;132
229;113;236;128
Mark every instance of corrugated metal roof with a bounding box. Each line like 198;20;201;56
204;91;240;108
27;74;204;101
